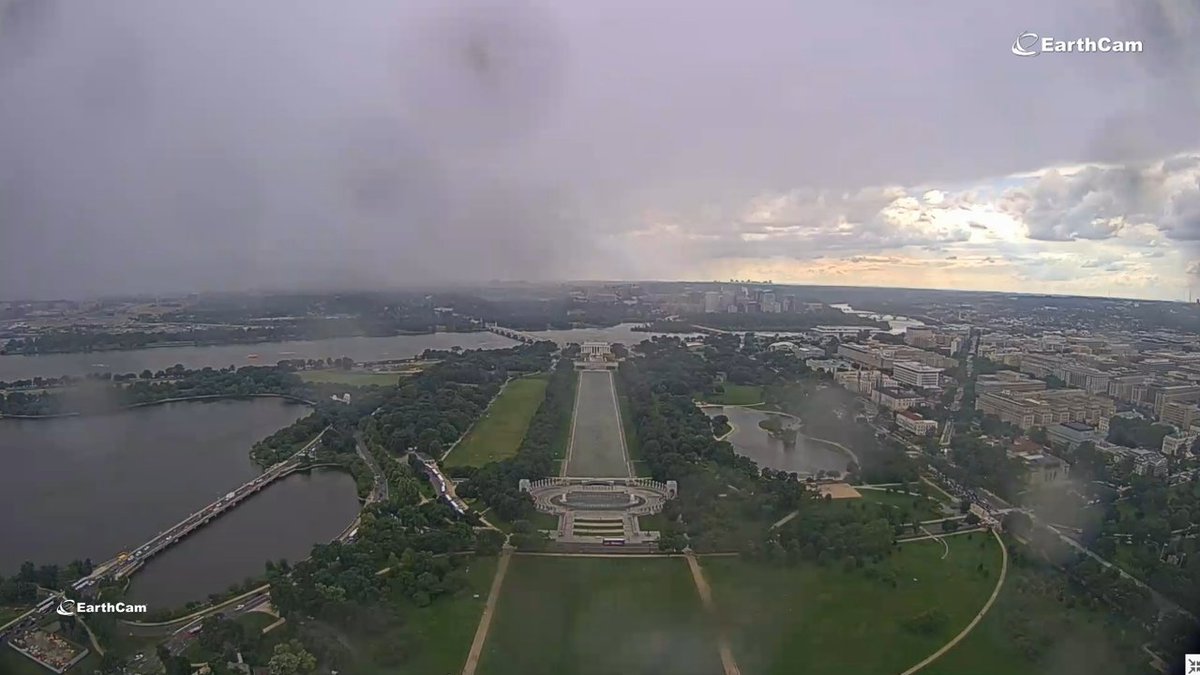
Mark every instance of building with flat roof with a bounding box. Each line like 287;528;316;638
976;389;1115;431
837;342;884;369
835;369;883;394
768;341;826;360
892;360;943;389
806;358;849;374
814;325;874;338
1160;401;1200;429
896;410;938;436
873;387;921;412
1047;421;1096;451
836;342;957;372
1162;432;1197;456
976;370;1047;395
1017;453;1070;486
1153;384;1200;416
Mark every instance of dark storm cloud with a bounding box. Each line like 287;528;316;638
0;0;1197;297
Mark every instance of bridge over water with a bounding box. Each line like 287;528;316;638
482;323;543;344
0;427;382;644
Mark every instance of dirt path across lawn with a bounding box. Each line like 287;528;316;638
685;552;742;675
461;548;512;675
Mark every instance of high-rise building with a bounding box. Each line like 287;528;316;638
703;291;722;313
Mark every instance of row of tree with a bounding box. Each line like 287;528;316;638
454;361;577;527
0;559;94;606
621;337;904;559
261;345;555;672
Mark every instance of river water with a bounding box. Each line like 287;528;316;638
0;324;678;380
0;332;520;381
705;406;855;476
829;303;925;335
0;398;360;608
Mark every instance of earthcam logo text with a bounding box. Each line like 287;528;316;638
1011;32;1143;57
57;599;146;616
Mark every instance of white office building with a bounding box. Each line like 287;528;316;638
892;360;943;389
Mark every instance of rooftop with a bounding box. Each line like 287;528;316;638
892;360;943;373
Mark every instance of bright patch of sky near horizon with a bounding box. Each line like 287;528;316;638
1;0;1199;300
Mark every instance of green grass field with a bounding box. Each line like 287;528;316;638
235;610;278;634
342;556;498;675
856;489;949;521
0;606;29;625
702;534;1002;675
478;557;723;675
704;384;764;406
298;369;402;386
922;559;1148;675
446;376;549;467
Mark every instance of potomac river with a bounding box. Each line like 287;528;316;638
0;324;679;381
0;398;361;609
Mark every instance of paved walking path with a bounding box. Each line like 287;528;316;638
79;617;105;656
896;527;985;544
685;553;742;675
898;529;1009;675
461;549;512;675
769;510;799;530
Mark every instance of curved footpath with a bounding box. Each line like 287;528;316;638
898;528;1009;675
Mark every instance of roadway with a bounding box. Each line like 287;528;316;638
1;429;331;647
355;431;388;503
96;428;330;581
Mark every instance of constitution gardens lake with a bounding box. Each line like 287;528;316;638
0;398;361;608
704;405;856;476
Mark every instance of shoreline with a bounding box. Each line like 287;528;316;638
0;393;315;421
702;403;862;467
0;329;467;358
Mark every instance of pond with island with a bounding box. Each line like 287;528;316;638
704;405;856;477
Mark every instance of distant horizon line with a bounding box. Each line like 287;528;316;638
2;279;1193;306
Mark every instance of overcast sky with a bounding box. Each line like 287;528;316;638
1;0;1199;300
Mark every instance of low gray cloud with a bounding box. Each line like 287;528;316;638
2;0;1199;297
